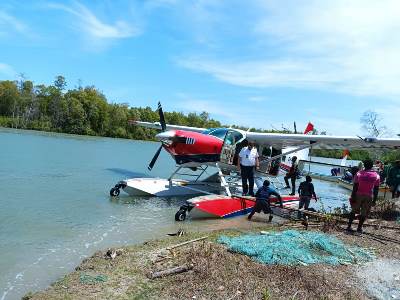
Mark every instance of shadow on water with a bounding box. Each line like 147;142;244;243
106;168;148;178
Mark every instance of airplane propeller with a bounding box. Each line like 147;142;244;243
148;102;167;171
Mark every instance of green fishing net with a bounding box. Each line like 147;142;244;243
218;230;374;265
79;273;108;284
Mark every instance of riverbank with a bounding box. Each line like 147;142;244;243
24;219;400;300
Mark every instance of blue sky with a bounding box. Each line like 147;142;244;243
0;0;399;136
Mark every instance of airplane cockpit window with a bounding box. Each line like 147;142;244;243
202;128;229;140
202;128;244;144
202;128;215;135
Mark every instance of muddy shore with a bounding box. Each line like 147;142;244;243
23;216;400;300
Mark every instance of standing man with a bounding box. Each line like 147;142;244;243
297;175;318;220
238;140;259;196
347;159;380;234
387;160;400;199
284;156;298;196
248;180;283;222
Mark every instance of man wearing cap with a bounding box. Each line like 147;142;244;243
387;160;400;198
237;140;259;196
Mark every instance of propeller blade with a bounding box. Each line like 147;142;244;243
158;102;167;131
148;145;163;171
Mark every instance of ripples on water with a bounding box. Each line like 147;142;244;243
0;128;353;300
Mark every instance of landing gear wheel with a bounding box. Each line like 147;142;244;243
175;209;187;221
110;187;120;197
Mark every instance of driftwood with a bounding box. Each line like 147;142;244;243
166;236;208;251
148;264;193;279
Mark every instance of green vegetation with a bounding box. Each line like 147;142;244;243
311;149;400;163
311;149;371;161
0;76;221;140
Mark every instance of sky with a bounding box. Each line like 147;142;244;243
0;0;399;136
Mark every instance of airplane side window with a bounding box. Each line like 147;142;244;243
232;131;243;144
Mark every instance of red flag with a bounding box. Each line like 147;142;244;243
342;149;350;158
304;122;314;134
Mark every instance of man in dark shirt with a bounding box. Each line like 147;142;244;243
297;175;317;219
284;156;298;195
247;180;283;222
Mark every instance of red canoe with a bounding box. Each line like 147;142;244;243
176;194;300;220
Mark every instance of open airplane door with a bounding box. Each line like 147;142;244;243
219;130;244;166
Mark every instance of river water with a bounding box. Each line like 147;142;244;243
0;128;354;300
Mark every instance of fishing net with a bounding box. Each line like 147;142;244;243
218;230;374;266
79;273;108;284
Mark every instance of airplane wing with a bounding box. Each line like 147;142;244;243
132;121;206;133
245;132;400;150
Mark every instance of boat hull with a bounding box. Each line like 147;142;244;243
308;172;340;183
185;194;300;219
337;179;391;198
121;178;222;197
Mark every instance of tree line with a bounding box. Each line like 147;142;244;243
0;76;222;140
1;76;398;162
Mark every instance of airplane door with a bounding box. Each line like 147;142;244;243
220;130;243;165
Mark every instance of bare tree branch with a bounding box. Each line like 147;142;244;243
360;110;388;137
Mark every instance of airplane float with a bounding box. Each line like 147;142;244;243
109;102;400;221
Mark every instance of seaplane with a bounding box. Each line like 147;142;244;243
109;102;400;221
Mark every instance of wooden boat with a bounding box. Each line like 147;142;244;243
175;194;300;220
337;178;391;199
306;172;340;183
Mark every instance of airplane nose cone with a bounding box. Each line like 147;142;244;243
155;130;175;141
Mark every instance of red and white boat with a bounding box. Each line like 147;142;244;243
175;194;300;220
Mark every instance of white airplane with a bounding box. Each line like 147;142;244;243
109;103;400;220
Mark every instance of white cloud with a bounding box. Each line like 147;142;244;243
48;1;140;40
0;10;29;35
0;63;16;77
179;0;400;98
175;94;237;120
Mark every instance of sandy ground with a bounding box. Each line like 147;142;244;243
23;215;400;300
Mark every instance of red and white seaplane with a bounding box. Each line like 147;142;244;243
109;102;400;221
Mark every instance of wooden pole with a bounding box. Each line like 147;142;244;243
166;236;208;251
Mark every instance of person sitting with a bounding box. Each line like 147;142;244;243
331;167;340;176
343;170;353;181
248;180;283;222
268;160;280;176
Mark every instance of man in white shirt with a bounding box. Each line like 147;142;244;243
237;140;259;196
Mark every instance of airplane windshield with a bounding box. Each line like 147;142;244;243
202;128;243;144
202;128;228;140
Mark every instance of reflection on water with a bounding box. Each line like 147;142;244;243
0;128;353;300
